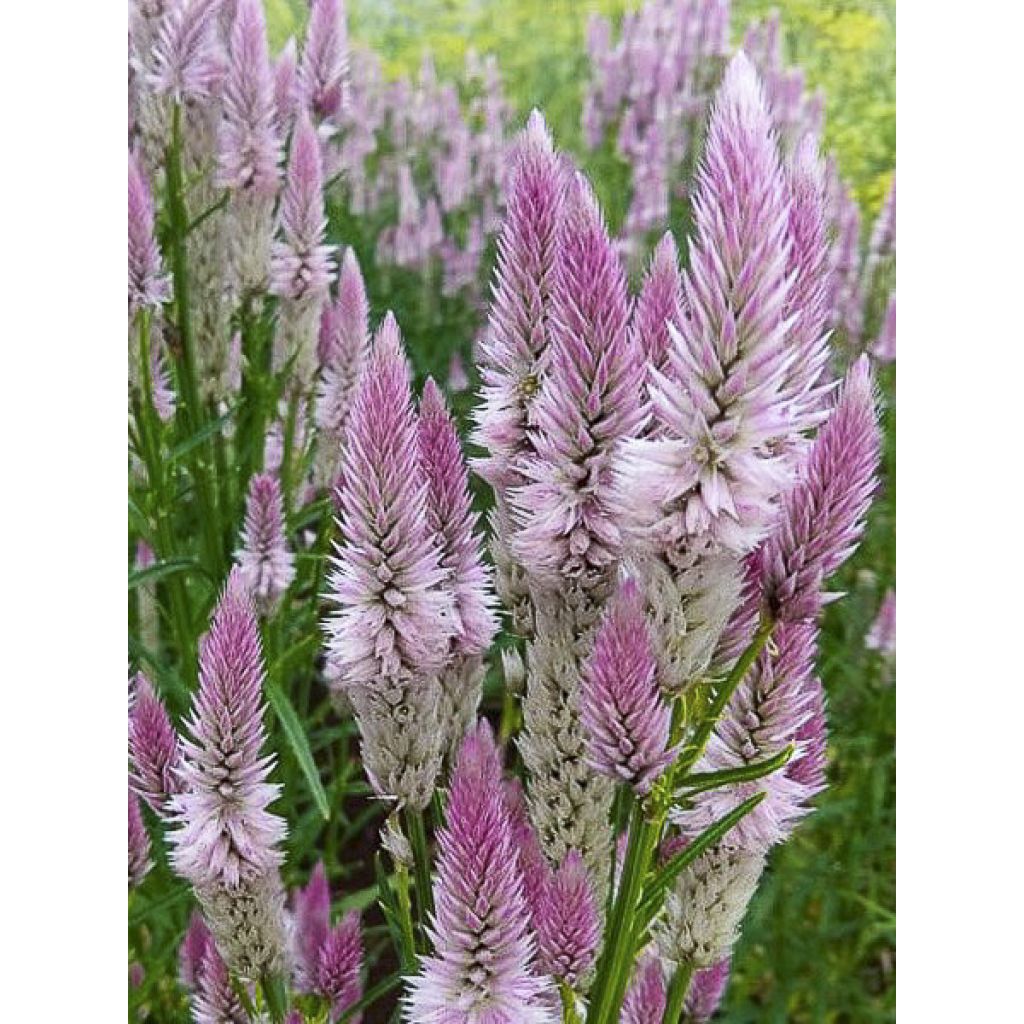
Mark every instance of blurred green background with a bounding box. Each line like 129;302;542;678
274;3;897;1020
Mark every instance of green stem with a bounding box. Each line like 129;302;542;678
392;863;419;975
560;982;583;1024
405;807;434;940
587;801;660;1024
165;102;223;578
662;962;695;1024
260;972;289;1023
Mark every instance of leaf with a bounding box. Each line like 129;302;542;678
128;557;200;591
675;745;794;800
168;405;236;465
265;680;330;821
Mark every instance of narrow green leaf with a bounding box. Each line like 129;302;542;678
169;405;236;465
265;680;330;821
337;972;403;1023
128;557;200;591
675;745;794;800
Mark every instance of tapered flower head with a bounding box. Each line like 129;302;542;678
129;789;153;888
677;621;827;849
502;777;550;918
291;860;331;990
129;672;182;813
169;570;285;890
621;956;666;1024
314;912;363;1017
533;849;601;987
128;151;170;318
269;111;335;304
299;0;349;125
687;958;731;1023
325;315;455;689
218;0;280;195
192;942;248;1024
871;295;896;364
418;378;498;657
405;722;555;1024
473;111;568;489
866;588;896;657
580;578;676;794
631;231;684;382
617;53;799;555
235;472;295;615
180;911;214;990
318;247;370;369
273;36;299;134
148;0;225;102
511;172;645;582
761;355;880;623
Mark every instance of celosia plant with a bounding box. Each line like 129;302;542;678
127;2;893;1021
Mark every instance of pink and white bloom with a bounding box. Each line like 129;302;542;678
235;472;295;615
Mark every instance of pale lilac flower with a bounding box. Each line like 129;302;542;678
761;356;880;623
314;912;363;1018
129;789;153;888
533;849;601;987
169;570;286;890
128;151;170;318
630;231;683;383
447;351;470;393
150;332;177;421
129;962;145;990
272;36;299;135
787;675;828;792
866;589;896;657
299;0;349;127
678;621;827;849
511;172;645;582
687;958;731;1023
291;860;330;991
828;181;864;344
580;579;676;795
269;111;335;305
192;943;248;1024
621;956;666;1024
235;472;295;615
180;911;214;990
148;0;225;102
325;314;455;688
472;111;567;490
405;722;555;1024
617;54;799;555
129;672;182;813
502;777;550;921
218;0;279;195
866;173;896;277
871;295;896;363
418;378;497;657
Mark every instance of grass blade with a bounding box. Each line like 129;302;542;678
265;680;330;821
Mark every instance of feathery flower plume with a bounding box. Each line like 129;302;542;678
272;36;299;135
218;0;278;195
473;111;567;489
129;672;182;814
502;777;550;918
314;912;364;1017
617;53;798;555
128;151;170;319
865;173;896;282
150;332;177;422
676;621;827;849
655;841;765;970
291;860;330;990
871;294;896;364
299;0;349;127
580;579;675;795
180;911;214;990
235;472;295;615
631;231;684;386
866;588;896;657
192;943;249;1024
129;789;153;888
761;355;880;623
169;570;287;977
270;111;336;388
405;722;555;1024
621;956;666;1024
687;958;731;1023
314;247;371;488
447;351;470;392
324;315;454;807
787;675;828;792
533;849;601;987
511;172;644;583
148;0;225;102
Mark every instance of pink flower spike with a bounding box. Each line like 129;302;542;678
148;0;225;102
292;860;331;990
192;943;248;1024
761;355;881;623
687;958;731;1022
581;578;676;795
631;231;684;383
169;570;286;890
235;471;295;615
179;911;214;990
871;295;896;364
621;956;666;1024
128;151;170;318
272;36;299;135
534;849;601;987
129;672;183;814
314;911;363;1017
418;378;498;657
129;789;153;889
299;0;349;126
318;247;370;370
218;0;280;196
405;721;556;1024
